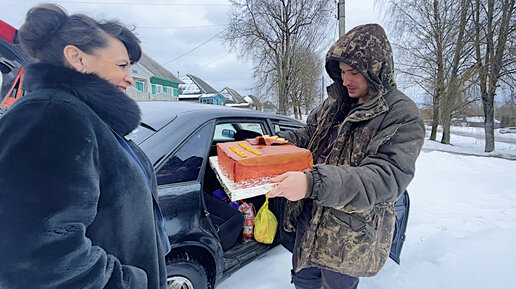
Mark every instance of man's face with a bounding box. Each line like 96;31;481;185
339;62;370;104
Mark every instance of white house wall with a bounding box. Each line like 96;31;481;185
130;63;153;93
131;63;153;80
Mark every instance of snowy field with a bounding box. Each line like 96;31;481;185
424;126;516;160
218;130;516;289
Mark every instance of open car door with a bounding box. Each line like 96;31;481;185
0;19;33;115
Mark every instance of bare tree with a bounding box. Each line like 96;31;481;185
289;47;323;119
500;37;516;103
438;0;474;144
472;0;516;152
224;0;333;116
382;0;477;144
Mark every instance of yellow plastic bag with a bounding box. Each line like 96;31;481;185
253;197;278;244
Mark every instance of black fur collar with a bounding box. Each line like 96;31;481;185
24;63;141;136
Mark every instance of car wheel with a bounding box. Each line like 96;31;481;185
167;258;209;289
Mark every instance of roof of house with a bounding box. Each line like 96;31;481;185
179;74;218;95
138;53;183;84
221;87;247;103
198;93;221;99
262;100;278;109
245;94;263;107
465;116;500;124
226;103;251;108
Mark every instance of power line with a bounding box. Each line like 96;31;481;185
138;24;227;30
162;30;226;66
199;53;230;69
189;53;229;75
8;0;230;6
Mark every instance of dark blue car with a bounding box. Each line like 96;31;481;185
134;101;303;289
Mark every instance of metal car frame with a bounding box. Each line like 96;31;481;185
0;19;32;114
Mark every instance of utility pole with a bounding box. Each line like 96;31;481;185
338;0;345;37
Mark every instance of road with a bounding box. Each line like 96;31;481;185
450;130;516;145
427;127;516;145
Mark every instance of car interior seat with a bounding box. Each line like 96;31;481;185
233;129;262;141
204;192;244;251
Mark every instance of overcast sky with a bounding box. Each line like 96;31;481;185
2;0;389;100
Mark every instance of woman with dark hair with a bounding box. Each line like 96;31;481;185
0;4;169;289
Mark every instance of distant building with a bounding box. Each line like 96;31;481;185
453;116;501;128
220;87;251;109
262;100;278;114
179;74;226;105
126;53;183;101
198;93;227;105
244;95;263;111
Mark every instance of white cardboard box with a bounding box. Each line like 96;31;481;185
209;156;273;201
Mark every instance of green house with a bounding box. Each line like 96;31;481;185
127;53;183;101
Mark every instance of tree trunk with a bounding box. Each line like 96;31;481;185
439;0;469;145
440;112;451;144
474;0;515;152
278;58;290;116
483;95;495;152
430;102;439;141
294;101;300;120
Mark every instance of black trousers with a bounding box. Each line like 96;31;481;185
292;199;359;289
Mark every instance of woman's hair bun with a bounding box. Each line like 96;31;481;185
18;4;68;59
18;3;141;65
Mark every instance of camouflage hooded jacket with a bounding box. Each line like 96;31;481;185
277;24;425;277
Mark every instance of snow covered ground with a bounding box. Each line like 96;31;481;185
218;130;516;289
424;126;516;160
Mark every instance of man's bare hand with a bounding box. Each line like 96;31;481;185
267;171;308;201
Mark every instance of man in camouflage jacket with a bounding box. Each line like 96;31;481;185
268;24;425;289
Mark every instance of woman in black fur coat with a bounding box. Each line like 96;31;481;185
0;4;169;288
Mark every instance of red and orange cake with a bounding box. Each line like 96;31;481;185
216;135;313;183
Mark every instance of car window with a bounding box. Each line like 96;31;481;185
213;122;265;142
213;123;236;141
156;124;211;185
272;121;303;133
239;123;263;134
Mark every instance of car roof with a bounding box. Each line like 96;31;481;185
137;101;301;131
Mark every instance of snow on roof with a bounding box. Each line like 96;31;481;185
198;93;219;98
262;100;278;108
220;87;247;103
179;74;218;95
245;95;263;106
178;94;201;99
466;116;500;124
179;76;201;94
225;103;251;107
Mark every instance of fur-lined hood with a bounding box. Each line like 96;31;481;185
24;63;141;136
